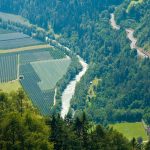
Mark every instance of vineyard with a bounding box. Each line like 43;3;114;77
31;58;71;90
19;54;70;114
0;32;43;50
0;54;18;82
0;28;71;115
19;50;53;64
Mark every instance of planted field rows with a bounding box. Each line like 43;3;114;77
20;63;55;114
20;58;71;115
0;28;14;34
0;32;43;50
0;37;43;50
0;29;71;115
0;54;18;83
0;32;29;41
31;58;71;90
20;50;53;64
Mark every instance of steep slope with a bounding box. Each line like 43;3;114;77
115;0;150;52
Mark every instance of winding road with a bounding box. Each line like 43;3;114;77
110;13;149;58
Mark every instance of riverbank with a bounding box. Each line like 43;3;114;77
61;56;88;119
110;13;149;58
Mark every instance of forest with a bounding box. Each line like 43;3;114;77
0;0;150;123
0;0;150;124
1;90;150;150
0;0;150;149
115;0;150;51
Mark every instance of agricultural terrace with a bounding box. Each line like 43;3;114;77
110;122;148;141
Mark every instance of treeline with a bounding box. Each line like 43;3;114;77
0;18;54;41
0;0;123;30
1;90;150;150
0;90;53;149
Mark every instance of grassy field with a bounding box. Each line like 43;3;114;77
88;78;101;98
110;122;148;141
0;80;21;93
0;44;53;54
31;58;71;90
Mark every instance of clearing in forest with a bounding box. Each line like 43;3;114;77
110;122;148;141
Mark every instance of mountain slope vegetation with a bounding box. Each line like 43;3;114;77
0;0;150;131
0;0;150;149
0;90;136;150
115;0;150;51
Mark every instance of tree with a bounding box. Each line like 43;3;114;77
17;89;25;117
131;137;137;150
145;141;150;150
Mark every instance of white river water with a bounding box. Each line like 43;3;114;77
110;13;149;58
61;56;88;119
110;13;120;30
47;37;88;118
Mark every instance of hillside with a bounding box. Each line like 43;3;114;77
0;0;150;125
115;0;150;52
0;90;135;150
0;1;150;149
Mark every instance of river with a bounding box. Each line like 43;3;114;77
125;29;148;58
110;13;149;58
46;37;88;118
110;13;120;30
61;56;88;119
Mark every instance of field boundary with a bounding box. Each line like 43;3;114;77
0;44;53;54
31;56;71;64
